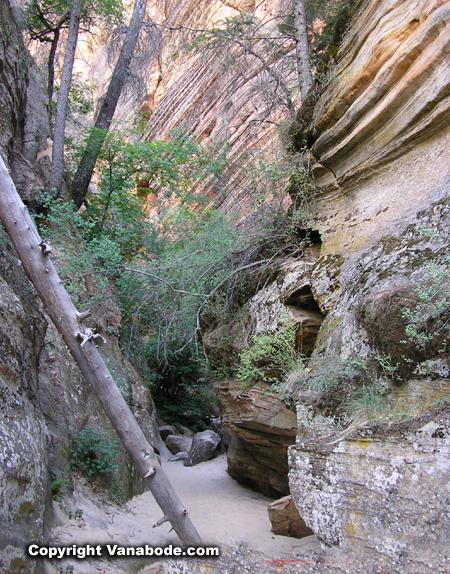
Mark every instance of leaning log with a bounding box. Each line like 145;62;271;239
0;156;202;545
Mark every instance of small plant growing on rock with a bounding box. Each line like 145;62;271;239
402;260;450;354
237;316;303;391
50;477;70;500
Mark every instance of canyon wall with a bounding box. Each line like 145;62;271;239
139;0;298;216
0;3;165;571
286;0;450;572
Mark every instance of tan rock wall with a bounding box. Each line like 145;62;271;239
289;414;450;574
286;0;450;571
308;0;450;259
141;0;297;215
216;379;297;497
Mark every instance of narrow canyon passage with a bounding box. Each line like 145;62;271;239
49;455;319;573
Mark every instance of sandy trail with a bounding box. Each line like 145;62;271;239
50;454;319;572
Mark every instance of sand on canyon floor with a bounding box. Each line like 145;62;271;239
47;454;319;573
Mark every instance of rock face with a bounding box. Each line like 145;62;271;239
289;413;450;573
217;380;297;497
285;0;450;572
0;0;51;204
0;233;51;574
267;495;314;539
139;0;296;216
0;235;165;573
206;248;324;498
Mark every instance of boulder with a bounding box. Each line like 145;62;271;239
211;416;230;451
184;430;221;467
168;452;189;463
158;425;176;440
165;434;193;455
177;425;195;438
268;495;314;539
216;379;297;497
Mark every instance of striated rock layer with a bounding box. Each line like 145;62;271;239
141;0;298;216
217;379;297;497
287;0;450;572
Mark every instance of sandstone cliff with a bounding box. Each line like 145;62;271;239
285;0;450;572
140;0;299;215
202;0;450;570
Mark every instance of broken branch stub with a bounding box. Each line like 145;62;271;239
0;156;202;546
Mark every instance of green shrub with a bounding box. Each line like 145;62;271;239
402;260;450;353
236;316;303;391
70;427;118;480
143;341;212;430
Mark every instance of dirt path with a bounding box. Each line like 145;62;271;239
49;455;319;573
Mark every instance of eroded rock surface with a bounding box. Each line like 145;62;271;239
289;412;450;573
217;379;297;497
268;495;314;539
0;235;51;574
285;0;450;571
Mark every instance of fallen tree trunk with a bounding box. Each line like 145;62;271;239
0;156;202;546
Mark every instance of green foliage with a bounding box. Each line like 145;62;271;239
144;342;211;429
53;74;94;117
401;260;450;352
343;379;393;424
24;0;124;40
50;477;70;500
290;350;405;424
299;353;367;397
39;121;318;428
305;0;350;66
236;316;303;389
70;427;119;479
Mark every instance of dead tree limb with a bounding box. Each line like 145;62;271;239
0;156;202;546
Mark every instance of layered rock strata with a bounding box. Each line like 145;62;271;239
216;379;297;497
287;0;450;571
141;0;298;216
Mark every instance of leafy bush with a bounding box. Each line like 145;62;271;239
70;427;118;480
236;316;303;394
143;340;211;430
402;260;450;353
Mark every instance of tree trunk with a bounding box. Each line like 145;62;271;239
71;0;148;209
0;156;202;546
47;26;61;106
293;0;313;102
48;0;82;197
